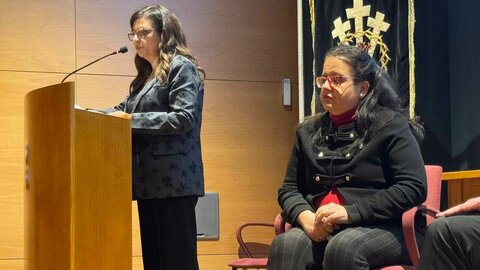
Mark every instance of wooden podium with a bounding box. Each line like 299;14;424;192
24;82;132;270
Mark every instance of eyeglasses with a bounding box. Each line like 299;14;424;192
127;28;153;41
316;75;361;88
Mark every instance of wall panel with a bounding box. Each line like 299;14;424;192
0;260;23;270
0;71;68;260
199;80;298;254
75;74;132;108
75;0;297;82
0;1;75;73
75;0;144;76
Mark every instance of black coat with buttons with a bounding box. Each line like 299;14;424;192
279;108;427;226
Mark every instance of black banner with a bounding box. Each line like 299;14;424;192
305;0;412;115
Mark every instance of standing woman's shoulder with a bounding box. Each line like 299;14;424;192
167;55;203;82
170;55;201;74
171;54;193;66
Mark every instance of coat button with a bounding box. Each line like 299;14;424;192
349;133;355;139
345;153;351;158
345;175;351;181
318;152;324;158
325;135;329;141
315;175;321;182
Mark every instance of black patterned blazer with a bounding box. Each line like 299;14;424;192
106;55;204;200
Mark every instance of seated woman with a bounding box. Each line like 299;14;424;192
267;45;427;270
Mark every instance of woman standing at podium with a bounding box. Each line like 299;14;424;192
105;4;205;270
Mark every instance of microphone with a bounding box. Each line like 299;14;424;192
61;46;128;83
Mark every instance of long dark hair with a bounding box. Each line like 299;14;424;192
129;5;205;92
325;45;424;143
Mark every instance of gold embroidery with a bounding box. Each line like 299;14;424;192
310;0;317;115
367;12;391;56
340;29;391;70
332;17;352;42
408;0;416;119
345;0;372;44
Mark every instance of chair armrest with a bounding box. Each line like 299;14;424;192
402;205;440;267
235;222;274;258
273;213;293;235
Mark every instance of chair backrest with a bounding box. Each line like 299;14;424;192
423;165;443;223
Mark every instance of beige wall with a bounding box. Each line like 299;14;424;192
0;0;298;269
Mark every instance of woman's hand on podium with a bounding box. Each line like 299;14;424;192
108;111;132;120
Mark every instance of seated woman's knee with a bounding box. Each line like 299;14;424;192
325;232;366;259
271;228;309;254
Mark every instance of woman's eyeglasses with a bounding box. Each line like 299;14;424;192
316;75;361;87
127;28;153;41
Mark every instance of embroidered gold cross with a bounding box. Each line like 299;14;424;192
367;11;391;55
346;0;371;44
332;17;351;42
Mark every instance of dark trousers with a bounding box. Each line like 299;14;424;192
267;225;411;270
137;196;199;270
417;213;480;270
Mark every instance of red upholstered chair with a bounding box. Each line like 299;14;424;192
228;165;443;270
374;165;443;270
228;214;291;270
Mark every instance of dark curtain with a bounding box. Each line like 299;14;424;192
414;0;452;170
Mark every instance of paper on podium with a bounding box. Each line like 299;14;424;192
75;104;105;114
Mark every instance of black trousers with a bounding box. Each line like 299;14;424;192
417;213;480;270
137;196;199;270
